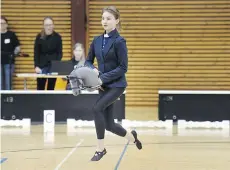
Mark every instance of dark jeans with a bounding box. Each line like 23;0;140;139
1;64;15;90
92;87;127;139
37;66;56;90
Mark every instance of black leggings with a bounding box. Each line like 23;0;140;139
93;87;127;139
37;78;56;90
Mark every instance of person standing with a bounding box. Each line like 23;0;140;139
34;16;62;90
1;16;20;90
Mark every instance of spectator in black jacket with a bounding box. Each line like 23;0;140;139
1;16;20;90
34;16;62;90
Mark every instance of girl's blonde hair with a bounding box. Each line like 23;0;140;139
102;6;121;31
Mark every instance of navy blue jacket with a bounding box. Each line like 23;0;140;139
86;29;128;88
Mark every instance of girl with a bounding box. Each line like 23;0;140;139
86;6;142;161
66;43;86;90
71;43;86;67
34;16;62;90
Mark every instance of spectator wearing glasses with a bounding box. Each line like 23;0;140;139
34;16;63;90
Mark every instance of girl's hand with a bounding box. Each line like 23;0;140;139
35;67;42;74
93;68;99;76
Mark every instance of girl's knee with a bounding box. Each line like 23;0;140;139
105;123;115;132
92;105;100;114
92;104;104;114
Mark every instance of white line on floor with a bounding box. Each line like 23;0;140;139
54;139;84;170
114;141;130;170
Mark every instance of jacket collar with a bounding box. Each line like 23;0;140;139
101;29;119;57
103;28;119;38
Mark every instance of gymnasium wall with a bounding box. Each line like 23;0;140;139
87;0;230;107
2;0;230;107
1;0;72;89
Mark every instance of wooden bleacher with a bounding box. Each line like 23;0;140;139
87;0;230;106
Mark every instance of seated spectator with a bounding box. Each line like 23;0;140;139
1;16;20;90
71;43;86;67
66;43;86;90
34;16;62;90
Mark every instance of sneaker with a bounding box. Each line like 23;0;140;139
91;148;107;161
131;130;142;150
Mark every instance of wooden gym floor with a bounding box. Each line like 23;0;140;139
1;107;230;170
